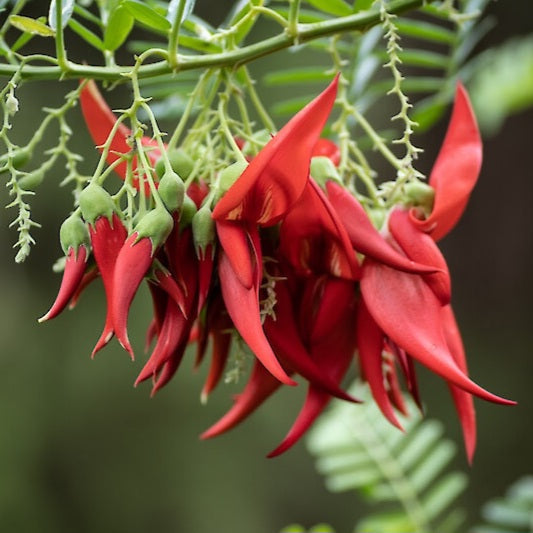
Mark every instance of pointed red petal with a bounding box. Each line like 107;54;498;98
201;324;232;402
410;83;482;241
89;214;128;355
311;138;341;166
212;75;339;226
280;180;360;279
326;181;437;274
112;235;153;358
360;259;514;405
80;80;161;190
388;208;451;305
39;245;88;322
201;360;282;439
219;250;295;386
357;298;403;429
264;277;358;403
441;304;477;463
216;220;254;289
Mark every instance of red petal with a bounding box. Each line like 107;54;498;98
89;214;128;355
80;80;160;190
326;181;437;274
280;180;360;279
357;298;403;429
410;83;482;241
39;245;88;322
311;138;341;166
212;75;339;226
360;259;514;405
441;304;477;463
112;235;153;358
201;360;282;439
388;208;451;304
219;248;295;386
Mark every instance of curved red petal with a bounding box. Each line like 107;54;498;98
360;259;514;405
326;181;437;274
201;360;282;439
388;208;451;305
410;83;482;241
212;75;339;226
39;245;88;322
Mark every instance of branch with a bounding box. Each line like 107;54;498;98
0;0;427;82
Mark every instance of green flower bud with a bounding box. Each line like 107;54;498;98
158;170;185;213
155;148;194;180
18;169;45;191
59;213;90;255
404;181;435;210
368;207;386;231
133;206;174;249
310;156;341;187
79;183;115;225
179;194;198;229
0;147;30;173
218;161;248;193
192;206;215;258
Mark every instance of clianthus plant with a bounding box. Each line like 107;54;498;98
0;0;515;467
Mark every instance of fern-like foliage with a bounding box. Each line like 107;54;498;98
471;477;533;533
306;382;468;533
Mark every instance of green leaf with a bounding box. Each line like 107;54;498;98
122;0;171;32
104;5;134;51
305;0;352;16
48;0;75;31
68;18;105;51
353;0;374;13
264;67;331;86
395;19;455;44
9;15;55;36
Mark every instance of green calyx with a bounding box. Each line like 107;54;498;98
59;213;90;255
78;183;116;225
218;161;248;195
18;168;45;191
133;206;174;251
310;156;341;187
155;148;194;180
192;205;215;258
158;170;185;213
0;147;30;173
404;181;435;211
179;194;198;229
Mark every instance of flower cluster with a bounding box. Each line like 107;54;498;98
41;76;513;460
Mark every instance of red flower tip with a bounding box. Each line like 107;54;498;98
39;245;89;322
410;83;482;241
112;234;154;358
79;80;160;190
212;74;339;226
326;181;439;275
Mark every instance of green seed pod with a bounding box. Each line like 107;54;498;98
78;183;115;225
18;169;45;191
133;206;174;249
155;148;194;180
158;170;185;213
59;213;90;255
0;147;31;173
310;156;341;187
192;205;215;258
218;161;248;193
179;193;198;229
404;181;435;210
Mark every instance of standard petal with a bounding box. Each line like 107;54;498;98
212;75;339;226
410;83;482;241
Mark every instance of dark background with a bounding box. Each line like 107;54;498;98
0;1;531;531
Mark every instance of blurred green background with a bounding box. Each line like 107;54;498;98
0;1;531;532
